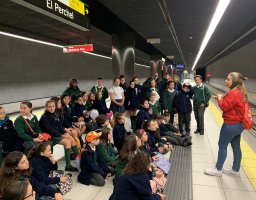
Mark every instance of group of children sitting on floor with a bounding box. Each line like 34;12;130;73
0;74;194;200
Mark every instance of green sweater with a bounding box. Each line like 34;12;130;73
90;86;109;100
97;142;118;164
149;101;161;115
114;149;140;176
162;89;177;114
14;115;42;141
62;87;81;96
193;84;211;107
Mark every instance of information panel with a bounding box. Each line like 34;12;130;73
11;0;90;31
63;44;94;53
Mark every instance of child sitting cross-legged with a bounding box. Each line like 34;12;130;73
28;142;70;188
78;131;111;186
97;127;118;169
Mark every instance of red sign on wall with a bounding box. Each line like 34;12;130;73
63;44;93;53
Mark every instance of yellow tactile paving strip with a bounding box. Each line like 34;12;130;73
208;100;256;190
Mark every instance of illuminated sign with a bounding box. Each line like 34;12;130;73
11;0;89;31
63;44;94;53
58;0;89;15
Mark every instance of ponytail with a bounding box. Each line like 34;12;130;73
229;72;248;100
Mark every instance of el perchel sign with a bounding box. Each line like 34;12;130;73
12;0;90;31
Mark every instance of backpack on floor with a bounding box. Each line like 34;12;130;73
49;170;72;195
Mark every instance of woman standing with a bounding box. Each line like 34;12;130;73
204;72;247;176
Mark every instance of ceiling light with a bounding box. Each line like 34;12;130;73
135;63;150;68
147;38;161;44
192;0;231;70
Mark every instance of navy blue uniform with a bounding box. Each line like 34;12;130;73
136;107;150;130
40;112;64;138
78;144;110;185
110;172;161;200
92;99;109;115
0;117;15;153
125;87;141;110
30;155;59;185
113;123;126;151
174;86;194;134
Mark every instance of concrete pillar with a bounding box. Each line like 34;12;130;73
112;32;135;82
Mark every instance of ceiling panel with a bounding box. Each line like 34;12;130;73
1;0;256;70
99;0;256;69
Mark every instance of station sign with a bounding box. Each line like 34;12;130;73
11;0;90;31
63;44;94;53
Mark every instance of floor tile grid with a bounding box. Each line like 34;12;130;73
191;104;227;200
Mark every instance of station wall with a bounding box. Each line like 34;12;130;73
206;39;256;104
0;35;150;112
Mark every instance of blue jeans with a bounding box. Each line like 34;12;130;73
216;123;244;171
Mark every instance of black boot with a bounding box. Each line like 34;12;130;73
200;130;204;135
131;116;136;131
194;129;200;134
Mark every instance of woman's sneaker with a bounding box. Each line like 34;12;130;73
222;168;240;176
204;168;222;176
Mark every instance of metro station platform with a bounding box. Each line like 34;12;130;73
9;99;256;200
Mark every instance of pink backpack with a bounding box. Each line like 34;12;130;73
150;176;167;194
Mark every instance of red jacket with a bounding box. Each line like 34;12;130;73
218;88;245;124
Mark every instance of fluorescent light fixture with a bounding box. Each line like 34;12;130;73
147;38;161;44
0;31;63;48
83;51;112;59
192;0;231;70
135;63;150;68
167;55;174;59
0;30;112;59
